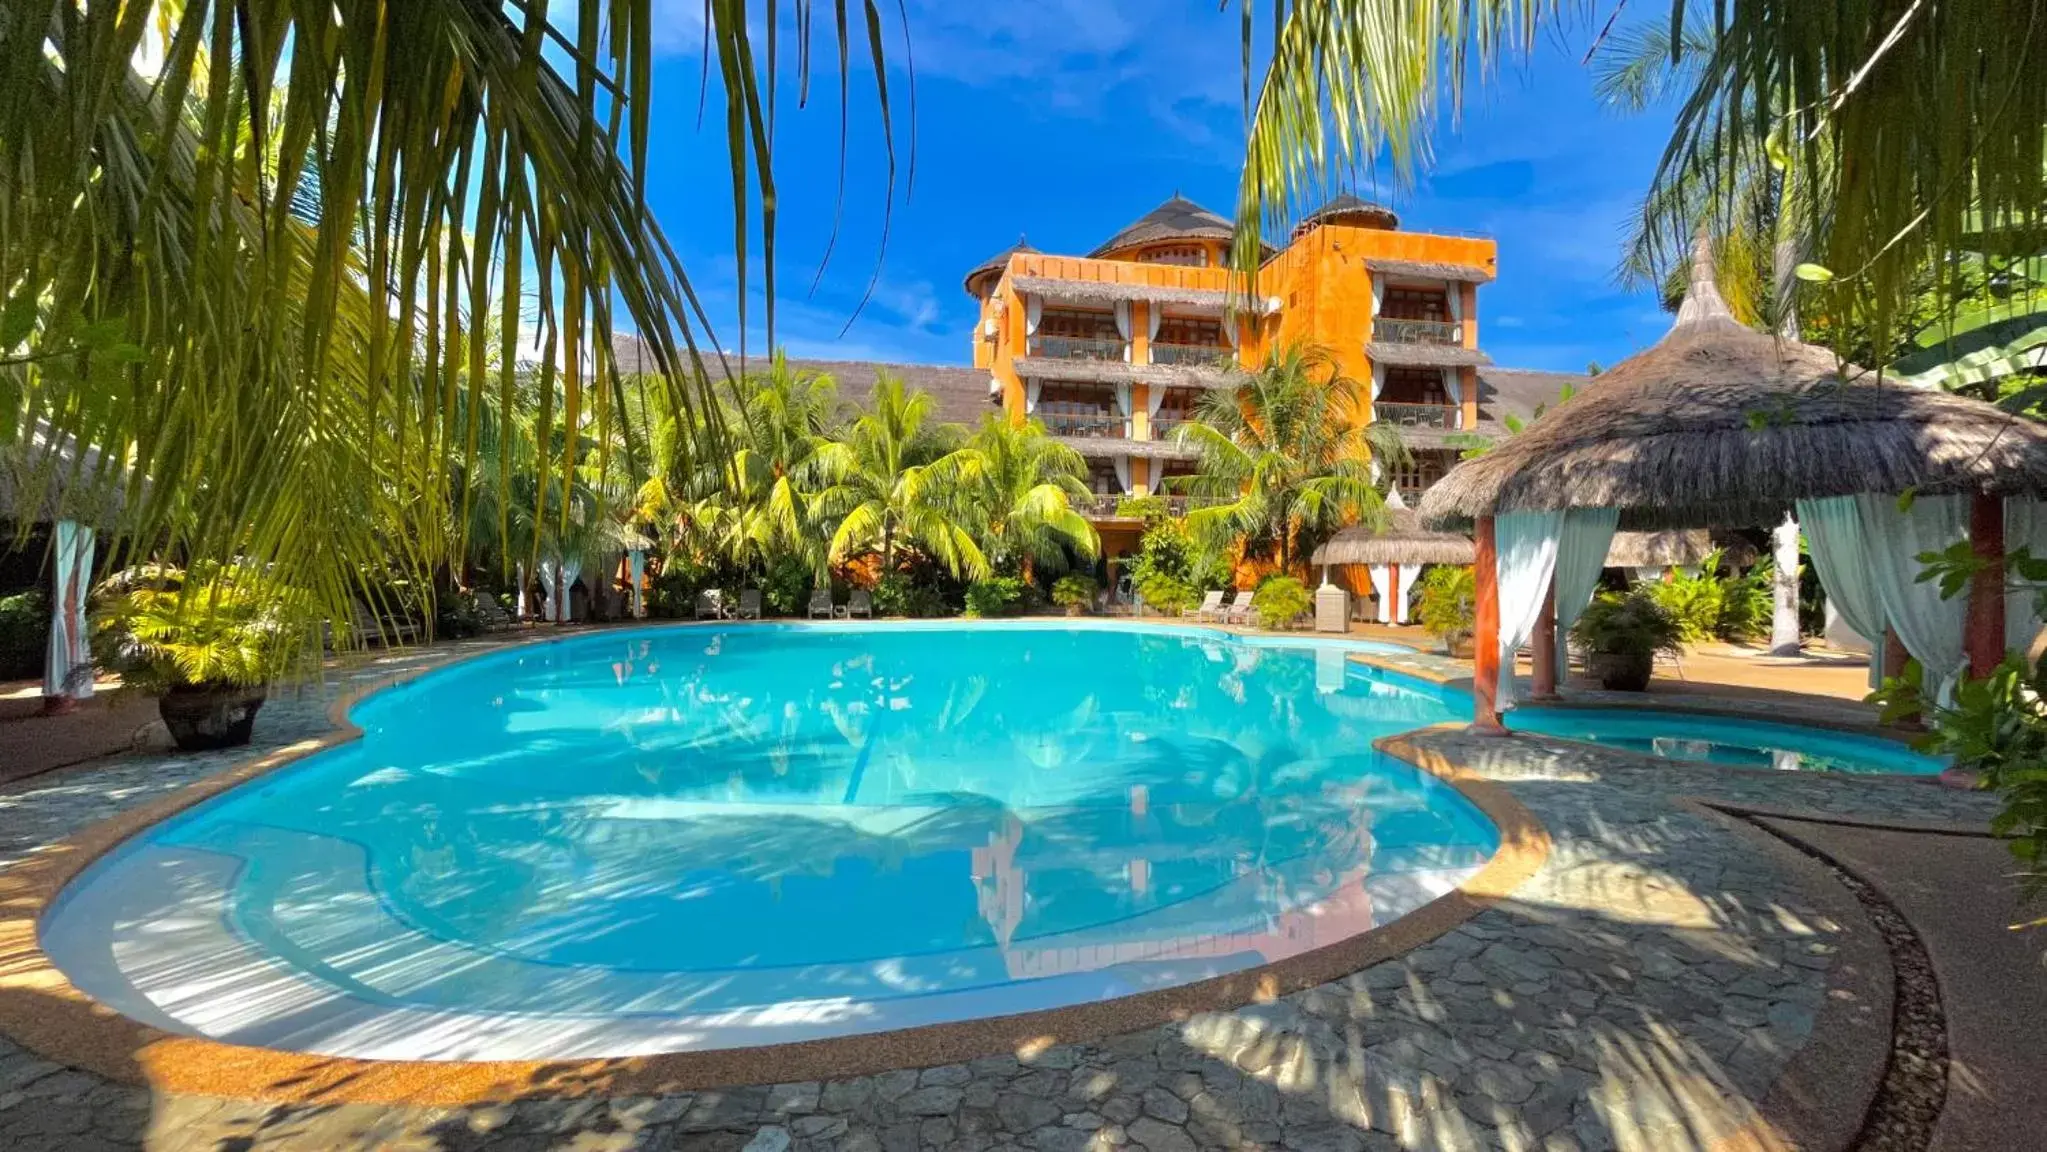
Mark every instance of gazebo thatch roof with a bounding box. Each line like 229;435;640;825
1311;489;1475;567
963;237;1036;298
0;421;127;526
1419;236;2047;532
1296;193;1400;234
1606;529;1758;569
1091;195;1235;257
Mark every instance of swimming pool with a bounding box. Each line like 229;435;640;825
1506;706;1946;775
43;622;1497;1061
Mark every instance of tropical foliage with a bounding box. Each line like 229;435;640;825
93;564;315;693
1572;590;1685;660
1416;566;1477;651
1251;576;1313;630
1172;344;1401;569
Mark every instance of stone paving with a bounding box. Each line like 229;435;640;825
0;630;2005;1151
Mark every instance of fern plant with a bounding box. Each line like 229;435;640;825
94;565;313;694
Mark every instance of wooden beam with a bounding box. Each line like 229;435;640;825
1473;515;1506;734
1530;575;1559;701
1967;492;2007;678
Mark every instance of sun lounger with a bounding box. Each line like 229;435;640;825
847;589;873;619
1220;590;1254;625
1184;589;1226;621
695;589;724;620
737;589;763;619
473;593;516;632
348;599;420;646
808;588;835;618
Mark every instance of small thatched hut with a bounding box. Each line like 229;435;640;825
1312;489;1472;623
1604;529;1759;572
1418;234;2047;729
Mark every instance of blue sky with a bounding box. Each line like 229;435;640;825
634;2;1682;375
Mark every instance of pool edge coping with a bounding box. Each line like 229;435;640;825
0;623;1552;1107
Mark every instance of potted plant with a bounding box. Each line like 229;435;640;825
95;564;312;751
1416;566;1477;657
1051;573;1098;616
1571;590;1684;691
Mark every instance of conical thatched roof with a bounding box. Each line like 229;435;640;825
1311;489;1475;566
963;236;1037;298
1090;195;1235;257
1419;236;2047;531
1296;193;1399;234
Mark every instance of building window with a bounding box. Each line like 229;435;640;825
1154;317;1223;347
1379;367;1448;405
1388;450;1455;495
1038;308;1119;339
1136;245;1207;266
1381;287;1450;321
1086;460;1122;494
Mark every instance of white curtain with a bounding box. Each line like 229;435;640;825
1114;383;1133;436
537;558;559;621
1025;379;1041;414
515;561;529;619
1147;303;1162;343
559;557;583;622
1442;369;1463;407
1369;364;1385;400
1114;300;1133;362
1369;278;1385;317
1858;493;1969;703
1396;563;1421;624
1798;496;1888;687
1494;511;1564;707
1445;284;1463;325
44;520;94;700
1112;456;1131;494
1369;565;1393;624
1552;508;1620;674
1221;315;1238;347
1025;296;1043;335
2007;500;2047;654
1146;384;1167;421
628;549;646;618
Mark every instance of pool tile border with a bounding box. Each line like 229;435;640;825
0;624;1552;1107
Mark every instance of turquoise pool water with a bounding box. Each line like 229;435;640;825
44;622;1496;1060
1506;707;1946;775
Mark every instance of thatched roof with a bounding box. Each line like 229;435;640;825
1605;529;1757;569
1418;235;2047;531
1053;434;1197;461
1366;341;1491;369
1365;257;1495;284
1297;194;1400;234
0;420;128;526
964;237;1037;298
1014;357;1244;390
1011;275;1278;314
1091;195;1235;257
1311;489;1475;566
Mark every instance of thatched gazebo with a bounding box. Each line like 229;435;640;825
1419;235;2047;731
1293;193;1400;238
1605;529;1759;573
1;421;125;709
1311;488;1473;623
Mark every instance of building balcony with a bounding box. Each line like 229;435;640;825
1073;492;1232;519
1372;317;1463;346
1373;401;1463;430
1028;334;1127;362
1041;412;1128;438
1148;342;1234;369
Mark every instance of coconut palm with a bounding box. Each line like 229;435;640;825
814;373;987;581
1230;2;2044;357
1171;344;1403;571
961;416;1100;578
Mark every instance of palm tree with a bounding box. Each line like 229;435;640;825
1230;2;2043;359
814;373;987;581
961;416;1100;578
1171;344;1403;571
721;355;846;575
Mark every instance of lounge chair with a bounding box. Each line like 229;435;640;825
1220;590;1254;625
1184;589;1226;621
737;589;763;619
694;589;724;620
348;599;420;646
473;593;516;632
807;588;835;619
847;589;874;619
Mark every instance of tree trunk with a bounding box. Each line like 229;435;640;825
1770;514;1802;656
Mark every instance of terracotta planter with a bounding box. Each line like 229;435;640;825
1445;635;1476;659
158;685;267;751
1586;650;1654;692
1064;603;1085;617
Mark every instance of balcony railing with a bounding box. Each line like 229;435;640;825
1374;401;1463;430
1074;493;1233;518
1043;412;1128;438
1372;317;1463;346
1029;334;1127;361
1148;342;1234;368
1149;418;1194;441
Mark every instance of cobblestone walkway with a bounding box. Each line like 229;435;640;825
0;632;2001;1151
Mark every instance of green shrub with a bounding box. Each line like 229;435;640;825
1906;653;2047;900
1645;568;1723;645
1134;572;1198;615
648;560;716;618
1050;573;1098;611
0;589;49;680
1716;557;1776;642
1114;494;1168;521
1251;575;1313;629
964;576;1026;618
1572;590;1684;658
93;564;315;692
434;590;486;639
872;573;950;618
761;556;813;616
1416;566;1476;649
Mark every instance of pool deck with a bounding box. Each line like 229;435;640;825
0;620;2028;1152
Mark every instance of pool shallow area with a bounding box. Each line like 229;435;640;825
42;622;1498;1062
1506;706;1946;775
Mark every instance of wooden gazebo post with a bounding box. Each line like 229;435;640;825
1472;515;1506;734
1530;577;1559;701
1967;493;2007;676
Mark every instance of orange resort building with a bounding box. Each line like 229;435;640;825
784;193;1583;595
